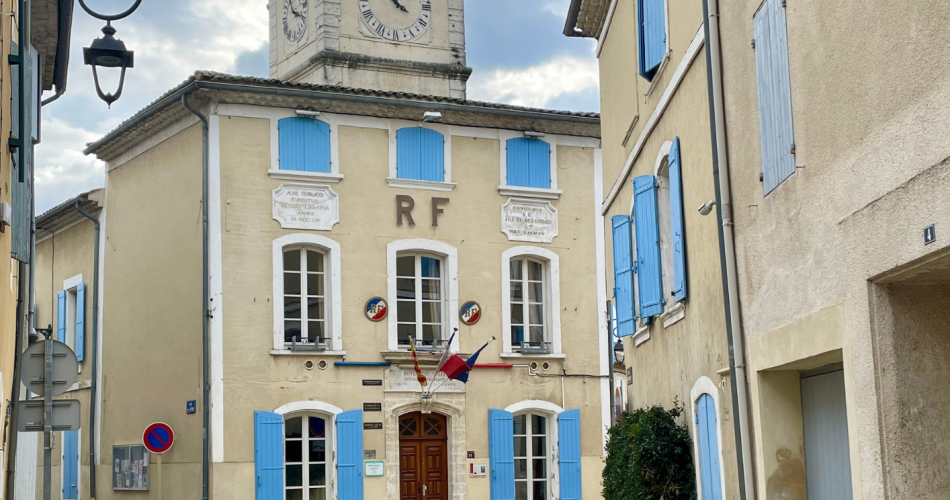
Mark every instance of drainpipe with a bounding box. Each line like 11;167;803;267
74;199;99;498
181;93;210;500
703;0;757;498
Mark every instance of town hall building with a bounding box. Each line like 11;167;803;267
28;1;609;499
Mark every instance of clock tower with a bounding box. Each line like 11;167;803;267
269;0;471;99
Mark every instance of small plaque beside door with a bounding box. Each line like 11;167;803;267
365;460;385;477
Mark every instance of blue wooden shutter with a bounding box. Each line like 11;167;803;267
611;215;637;337
278;117;331;173
254;411;284;500
488;409;514;500
57;291;66;343
668;138;688;302
697;394;723;500
337;409;364;500
397;127;445;182
10;42;33;264
506;138;551;188
633;176;664;318
62;430;79;499
558;409;582;500
754;0;796;194
638;0;666;78
75;283;85;361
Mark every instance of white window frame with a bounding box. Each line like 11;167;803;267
653;141;685;328
501;247;562;357
395;253;448;349
387;239;459;351
505;400;563;500
387;121;456;192
60;428;81;500
63;274;83;371
275;401;343;500
272;234;343;353
689;377;728;500
497;131;563;200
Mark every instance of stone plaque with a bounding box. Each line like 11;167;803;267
363;422;383;430
362;379;383;386
363;403;382;412
273;183;340;231
388;369;465;393
501;198;558;243
364;450;376;459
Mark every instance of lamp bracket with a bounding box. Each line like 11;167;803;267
78;0;143;22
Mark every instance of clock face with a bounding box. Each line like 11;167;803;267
283;0;308;43
359;0;432;43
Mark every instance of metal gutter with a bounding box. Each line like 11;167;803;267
83;79;599;156
74;199;99;498
563;0;584;36
41;0;75;106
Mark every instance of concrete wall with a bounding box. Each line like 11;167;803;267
717;0;950;497
596;4;741;499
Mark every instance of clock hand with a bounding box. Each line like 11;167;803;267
390;0;408;12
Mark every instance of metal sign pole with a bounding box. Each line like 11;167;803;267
43;335;52;500
157;454;162;500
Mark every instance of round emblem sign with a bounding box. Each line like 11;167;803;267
143;422;175;454
459;301;482;325
365;297;388;322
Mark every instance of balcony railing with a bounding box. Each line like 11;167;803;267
514;341;551;354
286;336;328;351
400;338;449;353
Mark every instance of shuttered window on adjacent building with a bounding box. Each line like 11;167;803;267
668;138;688;302
397;127;445;182
633;175;664;319
637;0;667;79
611;215;637;337
278;117;331;173
753;0;796;194
254;411;284;500
506;138;551;189
10;42;35;263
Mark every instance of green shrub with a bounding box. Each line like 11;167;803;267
603;405;696;500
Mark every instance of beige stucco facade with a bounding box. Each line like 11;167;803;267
575;0;742;498
717;0;950;498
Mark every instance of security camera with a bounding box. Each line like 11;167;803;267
698;200;716;216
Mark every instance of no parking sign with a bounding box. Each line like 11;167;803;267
143;422;175;454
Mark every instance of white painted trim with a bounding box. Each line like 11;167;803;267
690;376;728;500
596;0;620;58
602;26;706;214
272;233;344;352
269;349;347;357
267;170;344;183
504;399;565;415
209;115;226;464
386;239;459;351
660;301;685;328
497;131;560;192
106;115;200;169
594;148;611;454
500;246;562;355
385;178;457;192
95;185;107;465
499;353;566;360
389;121;453;183
504;400;563;500
497;186;562;200
60;428;81;500
62;274;83;291
632;325;651;346
275;400;344;416
654;140;674;175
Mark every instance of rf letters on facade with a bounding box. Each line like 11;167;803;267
501;198;558;243
273;183;340;231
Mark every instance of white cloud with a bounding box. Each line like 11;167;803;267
541;0;572;17
467;56;599;109
34;118;105;213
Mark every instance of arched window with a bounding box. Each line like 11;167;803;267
273;234;343;352
283;413;331;500
656;154;675;303
501;247;561;355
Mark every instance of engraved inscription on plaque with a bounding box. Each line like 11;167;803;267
501;198;558;244
388;369;465;393
273;183;340;231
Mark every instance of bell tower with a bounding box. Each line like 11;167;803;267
268;0;471;99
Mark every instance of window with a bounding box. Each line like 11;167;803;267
278;117;331;173
396;127;445;182
282;248;327;348
514;413;549;500
611;216;637;336
632;175;664;319
57;276;85;363
656;157;675;302
506;138;551;189
396;254;445;349
62;430;80;498
753;0;796;194
637;0;667;79
509;258;547;352
284;414;329;500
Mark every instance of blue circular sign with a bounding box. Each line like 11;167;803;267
143;422;174;454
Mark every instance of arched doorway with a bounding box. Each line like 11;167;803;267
399;412;449;500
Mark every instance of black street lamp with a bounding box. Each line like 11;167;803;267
79;0;142;107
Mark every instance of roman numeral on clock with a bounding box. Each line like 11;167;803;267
422;2;431;10
362;9;373;20
374;23;386;36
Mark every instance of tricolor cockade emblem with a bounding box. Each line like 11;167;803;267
459;301;481;325
365;297;387;322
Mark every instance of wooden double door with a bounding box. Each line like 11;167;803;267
399;412;449;500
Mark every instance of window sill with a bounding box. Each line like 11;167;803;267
270;349;347;357
497;186;562;200
632;325;651;347
268;169;344;183
644;52;672;97
386;178;457;192
660;301;686;329
500;352;566;360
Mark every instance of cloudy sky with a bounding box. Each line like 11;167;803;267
36;0;598;213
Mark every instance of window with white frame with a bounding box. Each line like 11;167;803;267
282;248;327;348
509;258;547;352
284;414;330;500
656;157;675;305
514;412;550;500
396;253;445;349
